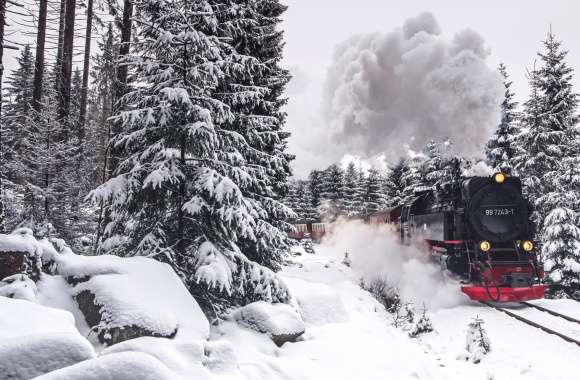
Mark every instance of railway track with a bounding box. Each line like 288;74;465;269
481;301;580;347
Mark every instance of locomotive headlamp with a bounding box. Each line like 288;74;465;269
480;241;491;252
494;173;506;184
522;240;534;252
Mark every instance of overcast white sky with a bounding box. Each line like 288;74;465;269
280;0;580;177
2;1;578;177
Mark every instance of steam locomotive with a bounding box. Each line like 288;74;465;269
367;173;546;302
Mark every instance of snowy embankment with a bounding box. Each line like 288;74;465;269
3;225;580;379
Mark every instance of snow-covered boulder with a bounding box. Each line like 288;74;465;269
0;333;95;380
0;273;38;301
284;277;348;325
34;352;177;380
0;228;42;281
233;301;305;346
56;253;210;345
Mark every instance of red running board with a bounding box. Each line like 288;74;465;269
461;284;546;302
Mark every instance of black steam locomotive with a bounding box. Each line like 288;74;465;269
370;173;545;302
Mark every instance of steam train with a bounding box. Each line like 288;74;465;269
290;173;546;302
367;173;545;302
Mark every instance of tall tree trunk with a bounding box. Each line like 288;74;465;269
58;0;76;120
55;0;65;93
32;0;48;112
97;0;133;249
78;0;92;129
0;0;6;232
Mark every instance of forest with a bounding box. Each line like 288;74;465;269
0;0;579;308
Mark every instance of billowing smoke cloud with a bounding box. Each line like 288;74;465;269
323;12;503;160
322;220;467;310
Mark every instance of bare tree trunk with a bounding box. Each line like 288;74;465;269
32;0;48;112
55;0;65;93
78;0;92;129
58;0;76;120
0;0;6;232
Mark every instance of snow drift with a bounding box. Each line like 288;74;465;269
323;12;503;161
322;220;467;309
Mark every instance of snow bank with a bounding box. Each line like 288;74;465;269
233;301;305;346
284;277;348;325
322;220;467;309
101;337;239;379
35;352;176;380
0;297;79;339
0;333;95;379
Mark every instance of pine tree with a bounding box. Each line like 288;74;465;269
321;164;344;203
363;168;384;214
212;0;294;271
514;31;578;233
308;169;324;213
400;154;424;203
542;206;580;299
89;0;289;313
343;162;362;216
420;140;455;188
384;159;406;207
486;64;519;175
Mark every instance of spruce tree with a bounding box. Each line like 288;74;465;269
308;169;324;214
486;63;519;175
211;0;294;271
343;162;362;216
384;159;406;207
89;0;289;313
400;154;424;203
515;31;578;233
363;168;384;214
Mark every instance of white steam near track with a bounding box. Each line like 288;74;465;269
322;220;467;310
322;12;503;160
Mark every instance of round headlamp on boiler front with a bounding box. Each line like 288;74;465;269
493;172;505;184
479;240;491;252
522;240;534;252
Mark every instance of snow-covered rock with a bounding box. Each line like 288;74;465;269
284;277;348;325
0;297;80;339
0;228;43;280
233;301;305;346
0;333;95;379
0;273;38;301
58;254;210;345
34;352;176;380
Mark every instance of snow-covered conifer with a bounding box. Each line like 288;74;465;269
486;64;519;175
343;162;363;216
384;159;406;207
464;316;491;364
212;0;294;270
89;0;289;312
514;31;578;232
363;168;385;214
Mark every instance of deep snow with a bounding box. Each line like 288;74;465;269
4;226;580;379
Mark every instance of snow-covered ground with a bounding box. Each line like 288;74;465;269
216;242;580;380
3;226;580;379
